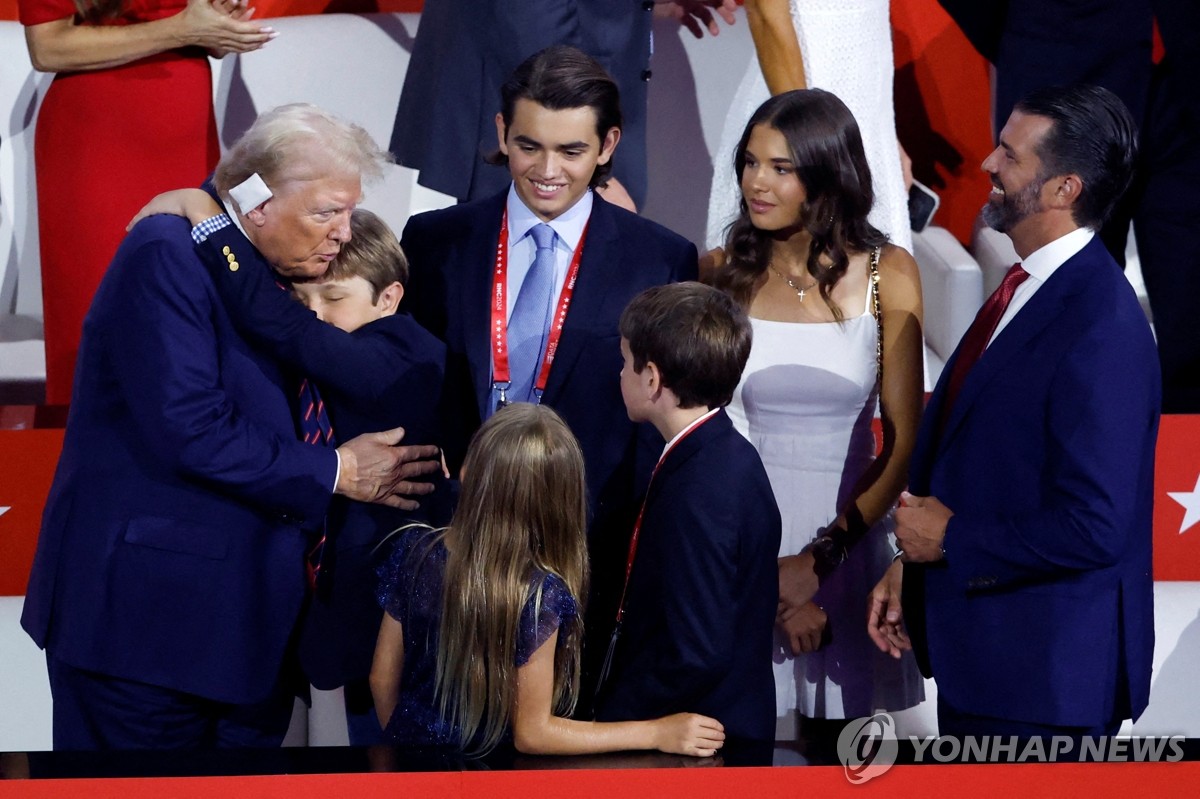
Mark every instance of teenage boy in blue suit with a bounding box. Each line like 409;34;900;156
594;282;780;745
400;46;698;694
869;85;1160;740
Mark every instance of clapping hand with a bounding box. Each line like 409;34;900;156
180;0;277;58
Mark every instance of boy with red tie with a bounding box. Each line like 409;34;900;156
594;282;780;747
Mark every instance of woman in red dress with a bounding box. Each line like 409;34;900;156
19;0;273;403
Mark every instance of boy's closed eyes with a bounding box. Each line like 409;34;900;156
291;275;403;333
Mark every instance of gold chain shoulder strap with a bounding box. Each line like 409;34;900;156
869;246;882;387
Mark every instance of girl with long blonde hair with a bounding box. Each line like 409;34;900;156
370;404;725;756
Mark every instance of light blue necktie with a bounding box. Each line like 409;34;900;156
492;223;557;412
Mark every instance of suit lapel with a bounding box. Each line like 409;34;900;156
462;192;508;419
935;242;1091;453
542;196;620;403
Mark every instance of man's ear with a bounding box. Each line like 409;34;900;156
377;281;404;315
495;112;509;157
597;126;621;166
243;199;270;228
1046;173;1083;211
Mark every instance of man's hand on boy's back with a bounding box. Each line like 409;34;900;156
336;426;441;509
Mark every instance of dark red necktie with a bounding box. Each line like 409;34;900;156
288;267;337;589
298;379;336;593
281;274;336;448
939;263;1031;433
297;378;335;446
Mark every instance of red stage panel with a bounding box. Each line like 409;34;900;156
0;430;62;596
1154;415;1200;581
1;762;1199;798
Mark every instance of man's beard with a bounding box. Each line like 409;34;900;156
982;175;1045;233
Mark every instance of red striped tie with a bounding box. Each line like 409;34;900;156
297;379;335;592
298;377;335;445
282;263;338;592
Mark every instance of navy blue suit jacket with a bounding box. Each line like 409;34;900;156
903;235;1160;727
400;191;696;541
390;0;654;206
594;410;780;741
196;225;449;689
21;217;338;705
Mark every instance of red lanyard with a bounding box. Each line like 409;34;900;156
614;412;717;625
491;208;589;403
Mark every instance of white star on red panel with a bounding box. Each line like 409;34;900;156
1167;473;1200;535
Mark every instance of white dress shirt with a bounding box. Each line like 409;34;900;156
660;408;720;463
988;227;1095;347
503;185;593;323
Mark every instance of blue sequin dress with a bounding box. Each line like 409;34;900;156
375;528;578;748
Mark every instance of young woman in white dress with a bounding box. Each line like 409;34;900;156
701;89;924;747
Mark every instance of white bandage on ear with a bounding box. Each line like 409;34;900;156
228;172;273;214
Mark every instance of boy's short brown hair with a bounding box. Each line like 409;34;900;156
323;209;409;300
619;282;752;410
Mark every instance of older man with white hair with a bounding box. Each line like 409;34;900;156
21;104;440;750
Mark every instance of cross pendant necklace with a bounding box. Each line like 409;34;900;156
770;265;817;302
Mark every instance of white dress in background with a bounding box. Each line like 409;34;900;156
707;0;911;254
726;281;923;733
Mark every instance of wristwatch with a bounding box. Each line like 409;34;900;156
807;529;849;581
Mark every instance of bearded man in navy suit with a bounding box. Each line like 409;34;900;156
400;46;697;702
868;85;1160;739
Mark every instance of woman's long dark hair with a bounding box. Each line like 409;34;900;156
714;89;888;319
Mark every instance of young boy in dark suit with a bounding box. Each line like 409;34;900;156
203;208;448;744
594;282;781;746
132;191;448;742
